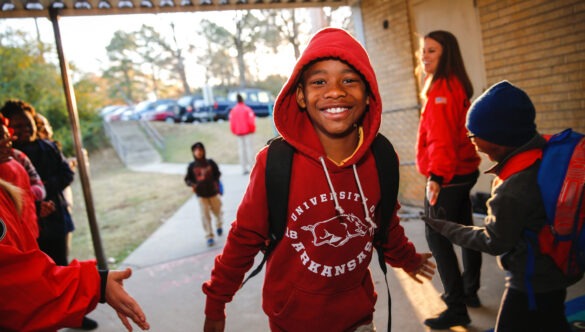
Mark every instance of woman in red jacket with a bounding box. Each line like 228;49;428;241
415;30;482;329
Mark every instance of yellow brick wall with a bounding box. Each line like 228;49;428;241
361;0;426;206
476;0;585;134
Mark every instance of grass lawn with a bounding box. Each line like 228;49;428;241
69;117;277;266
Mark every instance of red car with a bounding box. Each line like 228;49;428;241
142;101;179;123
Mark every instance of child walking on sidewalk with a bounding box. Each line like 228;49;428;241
184;142;223;246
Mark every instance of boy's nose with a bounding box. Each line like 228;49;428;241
324;83;346;98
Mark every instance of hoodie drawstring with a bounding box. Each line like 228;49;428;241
352;164;377;230
318;156;377;230
319;156;345;215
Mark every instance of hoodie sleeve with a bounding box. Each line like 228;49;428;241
202;148;270;320
184;162;195;186
381;204;422;272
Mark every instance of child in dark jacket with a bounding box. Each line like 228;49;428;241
184;142;223;247
424;80;575;331
202;27;435;332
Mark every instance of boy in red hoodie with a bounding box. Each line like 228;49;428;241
202;27;435;331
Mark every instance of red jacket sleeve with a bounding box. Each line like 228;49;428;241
0;189;101;332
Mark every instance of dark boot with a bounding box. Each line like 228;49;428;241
424;306;470;329
464;293;482;308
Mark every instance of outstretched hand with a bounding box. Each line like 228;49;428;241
204;317;226;332
106;268;150;331
406;253;435;283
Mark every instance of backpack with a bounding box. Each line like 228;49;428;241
525;128;585;308
241;134;399;331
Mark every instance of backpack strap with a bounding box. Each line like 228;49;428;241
371;133;400;332
241;137;294;286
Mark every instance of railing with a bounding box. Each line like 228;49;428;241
138;120;165;150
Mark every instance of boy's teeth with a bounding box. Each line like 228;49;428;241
325;107;346;114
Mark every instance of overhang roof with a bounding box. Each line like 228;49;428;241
0;0;352;18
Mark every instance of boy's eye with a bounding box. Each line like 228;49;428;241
309;79;326;86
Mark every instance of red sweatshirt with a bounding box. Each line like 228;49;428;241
203;28;422;331
0;162;101;332
229;102;256;136
415;77;480;184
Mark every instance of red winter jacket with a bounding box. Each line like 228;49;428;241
0;162;101;332
203;28;422;331
229;102;256;136
416;77;480;184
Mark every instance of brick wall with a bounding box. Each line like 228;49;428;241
476;0;585;134
361;0;426;206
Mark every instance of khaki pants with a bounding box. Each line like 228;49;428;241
198;194;223;239
237;133;254;174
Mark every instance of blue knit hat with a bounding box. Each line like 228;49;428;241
466;80;536;147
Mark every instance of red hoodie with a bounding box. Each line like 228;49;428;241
202;28;422;331
0;163;101;331
415;76;480;184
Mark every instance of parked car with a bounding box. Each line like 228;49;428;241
142;101;179;123
99;104;126;119
176;94;213;123
212;88;274;121
104;105;134;122
124;99;176;121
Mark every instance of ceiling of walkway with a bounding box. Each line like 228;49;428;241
0;0;352;18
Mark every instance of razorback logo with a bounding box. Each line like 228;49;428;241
301;213;369;247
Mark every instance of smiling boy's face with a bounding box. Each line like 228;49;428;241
295;59;369;141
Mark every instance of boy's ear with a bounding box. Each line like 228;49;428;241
296;85;307;109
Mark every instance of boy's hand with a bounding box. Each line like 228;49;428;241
204;317;225;332
106;268;150;331
406;253;435;283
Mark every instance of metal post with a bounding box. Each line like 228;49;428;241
49;8;107;269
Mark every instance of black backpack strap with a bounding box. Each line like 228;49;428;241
371;133;400;332
241;137;294;286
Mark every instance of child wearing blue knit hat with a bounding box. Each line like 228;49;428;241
466;80;537;148
424;80;574;331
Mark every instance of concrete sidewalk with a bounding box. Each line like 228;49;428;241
63;162;585;332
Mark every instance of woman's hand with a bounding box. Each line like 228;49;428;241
105;268;150;331
425;180;441;206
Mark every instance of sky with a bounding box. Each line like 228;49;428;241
0;7;352;90
0;11;303;88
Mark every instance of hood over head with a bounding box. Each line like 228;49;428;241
273;28;382;165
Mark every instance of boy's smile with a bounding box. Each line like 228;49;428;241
296;59;369;142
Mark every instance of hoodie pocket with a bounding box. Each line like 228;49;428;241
269;282;376;331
